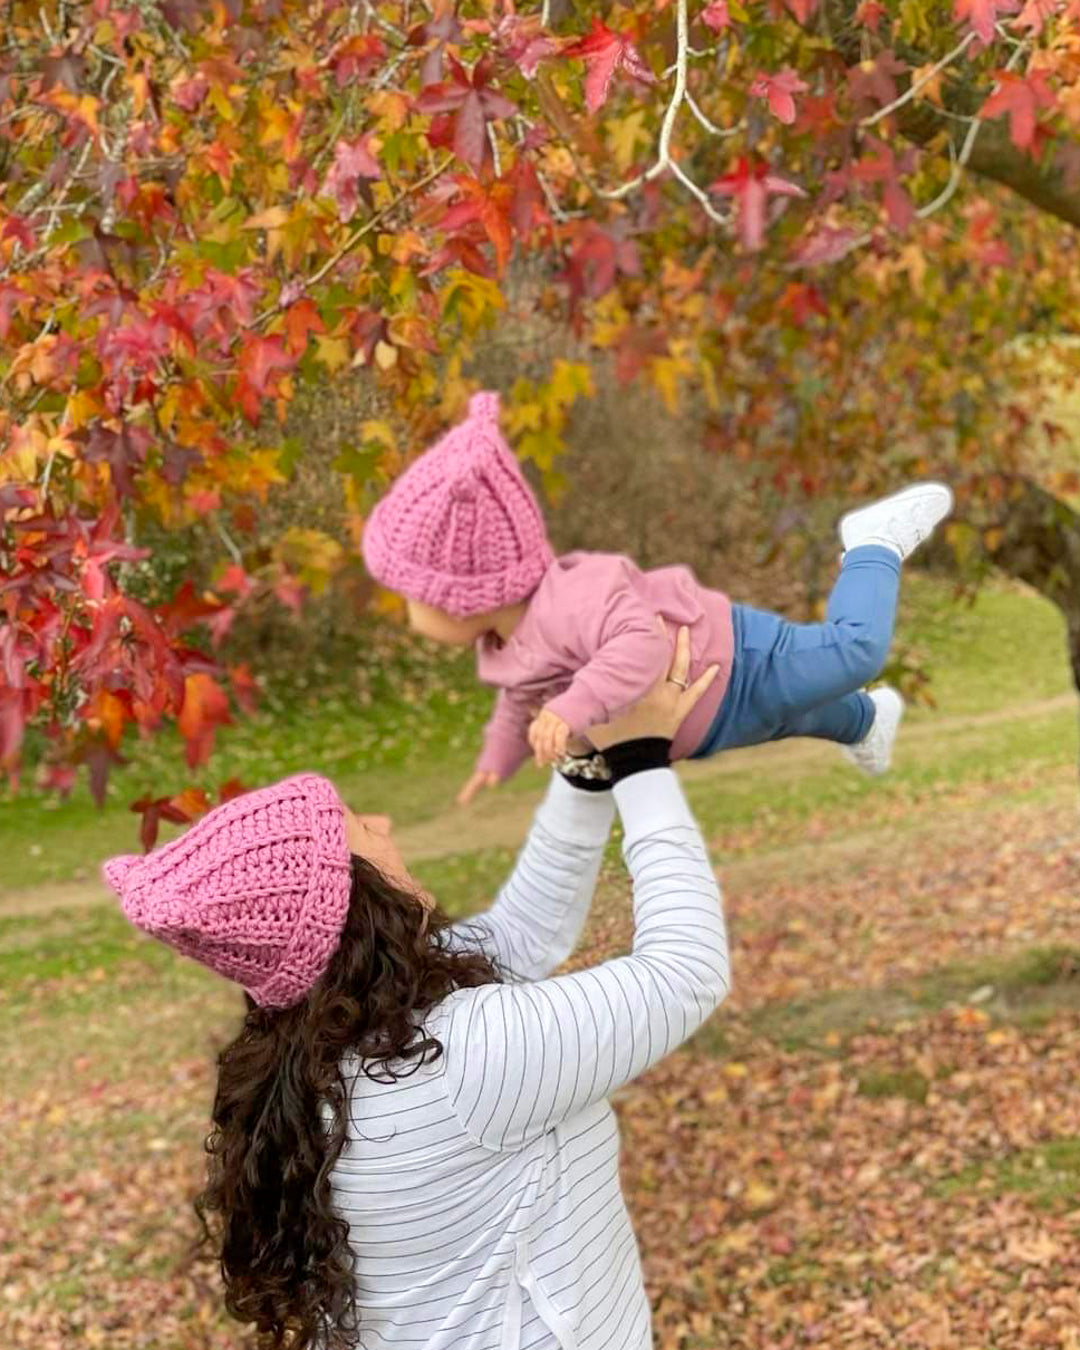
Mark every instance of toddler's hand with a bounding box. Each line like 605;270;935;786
528;709;570;766
457;770;500;807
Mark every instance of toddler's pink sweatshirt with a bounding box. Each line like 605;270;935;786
474;551;735;779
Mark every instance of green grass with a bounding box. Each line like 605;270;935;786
0;905;176;990
695;946;1080;1056
936;1138;1080;1212
411;846;518;919
856;1068;930;1104
893;573;1070;718
684;702;1075;849
0;576;1072;892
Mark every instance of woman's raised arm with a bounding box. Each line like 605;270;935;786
446;774;614;982
438;627;729;1152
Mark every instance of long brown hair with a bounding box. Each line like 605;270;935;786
195;853;502;1349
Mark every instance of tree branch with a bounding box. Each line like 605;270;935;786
824;1;1080;230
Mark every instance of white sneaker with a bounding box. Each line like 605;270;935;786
839;482;954;561
842;686;905;776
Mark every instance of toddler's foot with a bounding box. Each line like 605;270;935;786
839;482;954;561
842;686;904;776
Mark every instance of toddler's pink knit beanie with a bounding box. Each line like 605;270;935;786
101;773;352;1010
361;390;554;618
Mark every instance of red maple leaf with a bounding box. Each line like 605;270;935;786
284;297;326;355
322;136;381;222
558;223;641;325
1;215;36;252
784;0;820;19
415;56;516;174
484;6;563;78
790;224;863;266
1010;0;1057;32
750;68;810;124
954;0;1020;43
852;141;917;229
437;176;517;274
710;158;806;252
701;1;734;31
855;0;888;29
235;335;296;423
980;69;1055;149
177;672;232;768
328;34;386;87
847;49;909;111
564;18;656;114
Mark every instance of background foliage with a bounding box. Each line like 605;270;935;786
3;0;1080;825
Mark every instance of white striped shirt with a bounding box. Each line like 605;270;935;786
330;769;729;1350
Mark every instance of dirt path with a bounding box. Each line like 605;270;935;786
3;693;1074;918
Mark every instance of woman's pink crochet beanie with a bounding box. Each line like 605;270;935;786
101;773;352;1010
361;390;554;618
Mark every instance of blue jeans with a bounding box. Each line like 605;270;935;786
692;545;901;756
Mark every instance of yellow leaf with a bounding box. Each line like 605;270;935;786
651;357;682;414
243;205;291;231
65;390;102;431
87;688;126;748
130;71;150;117
258;104;293;147
366;89;410;130
315;335;351;373
723;1062;748;1079
744;1180;778;1210
909;61;944;107
374;339;398;370
546;359;594;410
504;400;544;437
360;419;396;450
209;83;235;123
606;108;650;174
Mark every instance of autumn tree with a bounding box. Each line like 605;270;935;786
3;0;1080;818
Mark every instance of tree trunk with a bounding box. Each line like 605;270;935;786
963;473;1080;718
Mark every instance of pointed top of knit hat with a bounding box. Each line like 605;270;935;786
102;773;352;1010
361;389;554;619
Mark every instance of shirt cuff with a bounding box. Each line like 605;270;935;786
613;767;698;847
537;772;616;846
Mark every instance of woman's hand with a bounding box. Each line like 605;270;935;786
586;624;718;751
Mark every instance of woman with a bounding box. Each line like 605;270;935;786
103;629;729;1350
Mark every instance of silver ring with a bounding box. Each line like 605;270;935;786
669;677;689;690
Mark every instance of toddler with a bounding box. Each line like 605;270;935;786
362;392;953;805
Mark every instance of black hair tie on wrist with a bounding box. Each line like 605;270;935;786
557;749;613;792
602;737;672;784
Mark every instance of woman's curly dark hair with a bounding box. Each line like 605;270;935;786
194;854;502;1349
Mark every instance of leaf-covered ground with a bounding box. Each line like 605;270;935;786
2;580;1078;1348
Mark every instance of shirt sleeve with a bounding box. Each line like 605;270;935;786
539;559;671;735
446;773;615;981
440;768;729;1152
474;689;534;780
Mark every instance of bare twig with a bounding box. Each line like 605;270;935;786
686;91;741;138
487;122;502;179
861;32;977;129
590;0;730;227
915;38;1029;220
251;155;454;326
216;518;243;566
